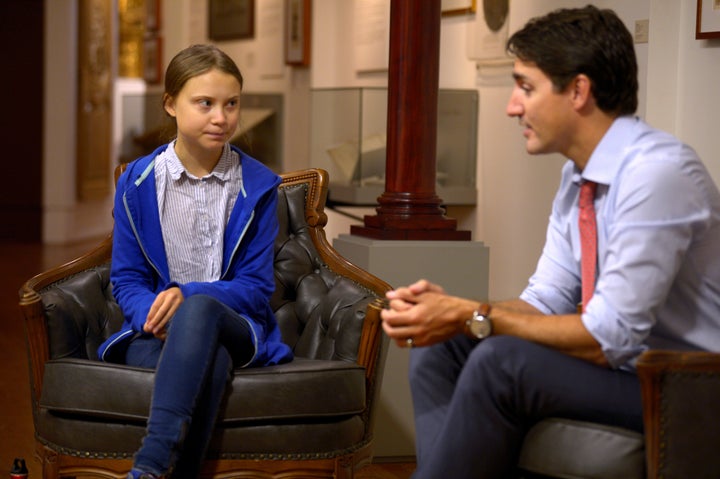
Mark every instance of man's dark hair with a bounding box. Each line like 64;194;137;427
506;5;638;116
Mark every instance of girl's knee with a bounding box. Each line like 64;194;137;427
171;295;223;330
182;294;222;314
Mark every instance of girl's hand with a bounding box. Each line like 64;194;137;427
144;287;184;340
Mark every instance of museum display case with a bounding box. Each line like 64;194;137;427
311;87;478;205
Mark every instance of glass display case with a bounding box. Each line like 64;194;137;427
310;88;478;205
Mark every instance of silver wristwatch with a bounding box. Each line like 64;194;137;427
466;304;493;339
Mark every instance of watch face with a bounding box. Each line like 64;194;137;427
470;315;492;338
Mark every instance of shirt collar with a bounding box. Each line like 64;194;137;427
166;141;235;182
574;116;640;186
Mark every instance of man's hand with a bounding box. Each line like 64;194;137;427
381;279;477;348
144;287;184;340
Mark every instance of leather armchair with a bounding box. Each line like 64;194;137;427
637;350;720;479
517;349;720;479
19;168;391;478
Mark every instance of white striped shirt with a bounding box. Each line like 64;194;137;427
155;142;243;284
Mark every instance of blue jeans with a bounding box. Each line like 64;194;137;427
409;335;642;479
125;294;255;478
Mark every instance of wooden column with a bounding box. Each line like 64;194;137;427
351;0;470;241
77;0;112;201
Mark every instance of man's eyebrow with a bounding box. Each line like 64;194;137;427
512;72;526;82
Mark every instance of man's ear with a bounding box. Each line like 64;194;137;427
570;74;593;111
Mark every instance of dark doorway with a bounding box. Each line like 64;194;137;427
0;0;44;241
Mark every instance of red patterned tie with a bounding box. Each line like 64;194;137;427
579;181;598;312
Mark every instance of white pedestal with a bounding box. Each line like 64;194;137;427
333;234;490;459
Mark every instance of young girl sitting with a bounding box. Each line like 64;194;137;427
98;44;293;479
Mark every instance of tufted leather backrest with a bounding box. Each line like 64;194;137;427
39;179;378;363
272;182;376;360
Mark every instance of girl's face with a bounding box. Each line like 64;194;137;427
164;68;241;162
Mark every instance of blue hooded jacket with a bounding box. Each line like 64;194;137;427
98;144;293;366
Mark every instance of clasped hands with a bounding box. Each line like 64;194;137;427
381;279;478;349
143;286;184;340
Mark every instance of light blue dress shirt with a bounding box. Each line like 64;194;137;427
520;116;720;369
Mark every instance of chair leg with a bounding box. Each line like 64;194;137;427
335;454;355;479
36;442;59;479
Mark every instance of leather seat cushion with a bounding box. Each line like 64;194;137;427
518;418;645;479
39;357;365;424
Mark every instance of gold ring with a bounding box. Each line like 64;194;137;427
406;338;414;348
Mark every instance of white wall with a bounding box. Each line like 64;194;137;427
667;1;720;183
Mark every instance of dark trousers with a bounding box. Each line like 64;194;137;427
409;335;642;479
125;294;255;478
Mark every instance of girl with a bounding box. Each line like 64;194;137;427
98;44;293;479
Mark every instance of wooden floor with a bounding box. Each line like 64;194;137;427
0;239;415;478
356;461;416;479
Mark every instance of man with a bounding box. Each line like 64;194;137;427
381;5;720;478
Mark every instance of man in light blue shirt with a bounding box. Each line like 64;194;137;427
521;115;720;369
380;5;720;478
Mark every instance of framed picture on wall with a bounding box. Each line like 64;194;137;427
442;0;476;16
146;0;161;31
209;0;255;41
696;0;720;39
285;0;311;66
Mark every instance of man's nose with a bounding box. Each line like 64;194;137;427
506;91;522;117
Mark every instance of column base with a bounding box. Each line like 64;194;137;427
350;225;472;241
